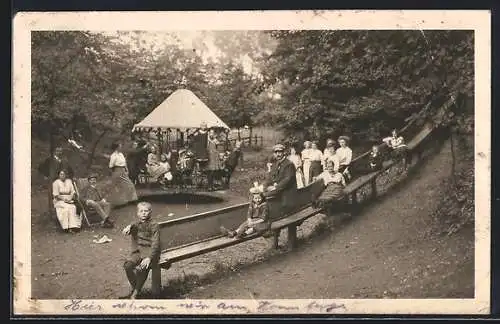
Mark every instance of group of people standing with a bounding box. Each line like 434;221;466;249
287;136;353;189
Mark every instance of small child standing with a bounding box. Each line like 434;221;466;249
220;184;270;239
121;202;160;299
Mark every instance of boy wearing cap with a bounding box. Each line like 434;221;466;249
80;173;113;228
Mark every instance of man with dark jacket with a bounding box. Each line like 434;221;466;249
263;144;297;215
38;146;74;212
127;140;149;185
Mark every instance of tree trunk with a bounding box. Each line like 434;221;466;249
47;123;55;211
86;129;108;174
249;127;253;147
237;128;241;141
450;130;457;186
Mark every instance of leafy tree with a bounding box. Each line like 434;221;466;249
262;30;474;145
32;31;137;170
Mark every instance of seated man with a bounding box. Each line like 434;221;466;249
80;173;114;228
312;161;347;210
263;144;297;215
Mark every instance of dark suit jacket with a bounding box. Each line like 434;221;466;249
38;156;74;180
368;152;383;170
191;132;208;160
264;157;296;213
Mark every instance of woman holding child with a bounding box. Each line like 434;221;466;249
146;145;169;181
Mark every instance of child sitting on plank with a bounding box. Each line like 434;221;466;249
220;183;270;239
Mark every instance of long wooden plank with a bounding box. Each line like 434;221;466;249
159;206;323;265
270;206;323;229
159;232;262;264
158;179;325;250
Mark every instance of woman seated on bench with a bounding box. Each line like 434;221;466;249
220;184;270;239
146;145;169;182
312;161;347;210
383;129;410;169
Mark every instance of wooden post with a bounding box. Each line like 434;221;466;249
272;230;280;249
287;225;298;249
151;266;161;297
370;177;377;200
157;128;163;155
350;190;358;215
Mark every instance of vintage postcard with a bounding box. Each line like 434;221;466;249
13;10;491;315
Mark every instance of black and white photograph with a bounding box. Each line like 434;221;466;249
13;10;490;315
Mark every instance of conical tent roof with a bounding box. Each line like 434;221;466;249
132;89;230;133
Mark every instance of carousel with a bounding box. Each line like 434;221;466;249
131;89;238;193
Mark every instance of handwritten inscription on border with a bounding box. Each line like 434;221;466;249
62;299;346;314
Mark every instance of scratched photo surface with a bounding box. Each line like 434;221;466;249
13;10;490;315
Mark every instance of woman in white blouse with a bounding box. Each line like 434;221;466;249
308;141;324;184
108;142;138;207
52;169;81;233
336;136;353;180
383;129;410;169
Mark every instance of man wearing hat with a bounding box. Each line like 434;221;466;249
263;144;297;214
80;173;114;228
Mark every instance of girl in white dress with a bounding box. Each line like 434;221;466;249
301;141;312;185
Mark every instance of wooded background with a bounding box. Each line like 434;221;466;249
31;30;474;161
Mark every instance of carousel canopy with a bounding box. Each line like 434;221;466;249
132;89;230;133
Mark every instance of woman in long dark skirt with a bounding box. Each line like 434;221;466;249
108;142;138;207
308;141;324;183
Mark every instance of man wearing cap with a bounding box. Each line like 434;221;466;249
80;173;114;228
263;144;297;213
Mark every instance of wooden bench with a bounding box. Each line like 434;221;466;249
148;122;439;296
343;123;435;211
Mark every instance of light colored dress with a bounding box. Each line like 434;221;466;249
52;179;81;230
301;148;312;185
288;154;305;189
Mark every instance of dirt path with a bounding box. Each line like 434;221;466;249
185;140;474;299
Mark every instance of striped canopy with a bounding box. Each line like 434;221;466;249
132;89;230;133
